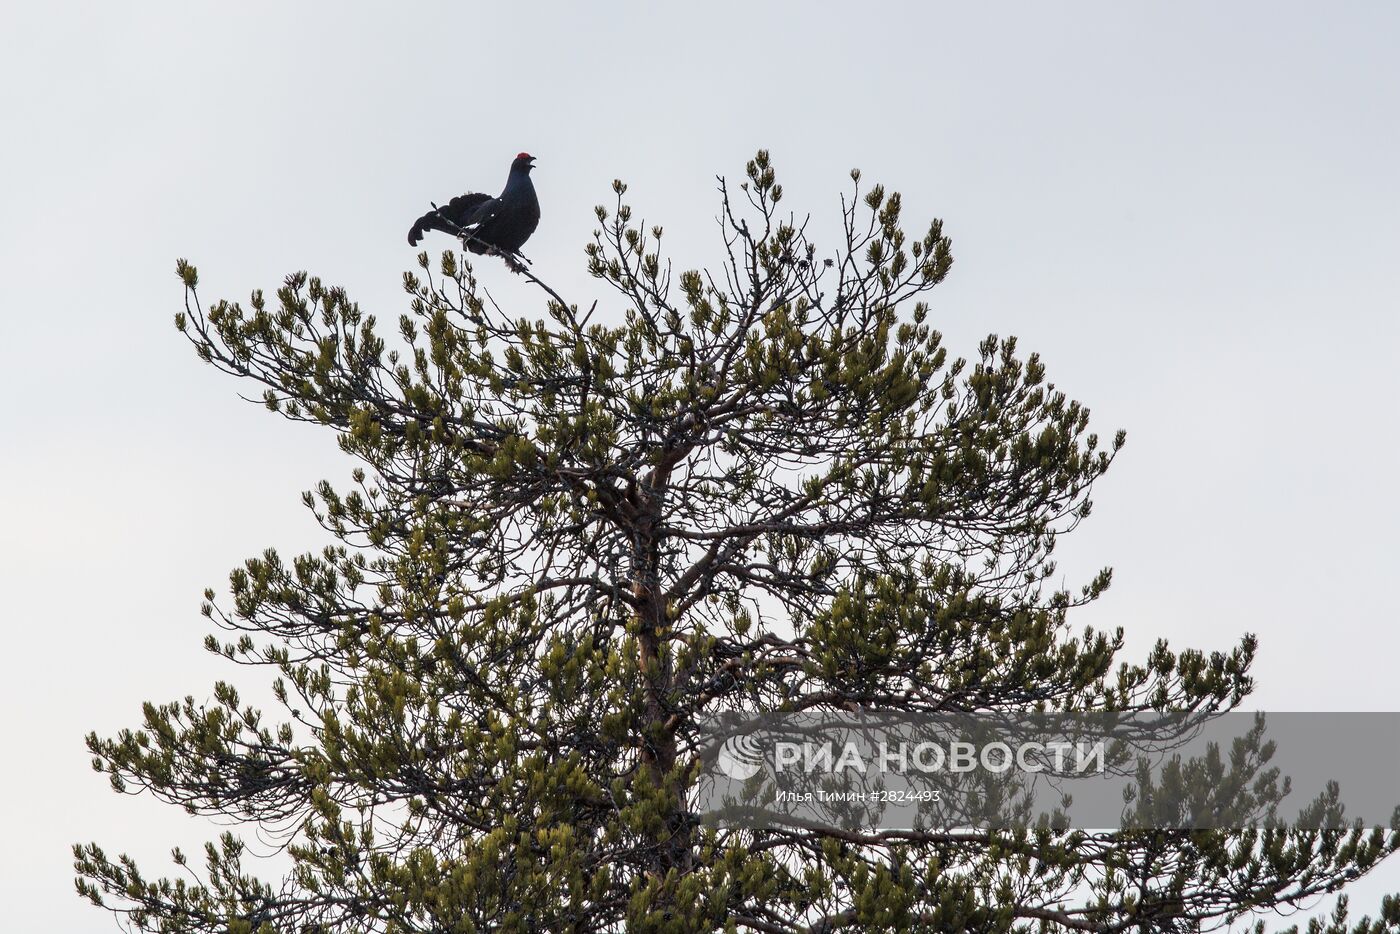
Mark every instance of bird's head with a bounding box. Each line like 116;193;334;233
512;152;537;173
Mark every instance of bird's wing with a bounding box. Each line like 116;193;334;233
407;192;495;246
442;192;497;226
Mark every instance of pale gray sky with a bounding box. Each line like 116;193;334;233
2;2;1398;930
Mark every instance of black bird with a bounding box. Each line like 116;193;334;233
408;153;540;258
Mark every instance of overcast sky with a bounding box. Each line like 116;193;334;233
2;3;1398;931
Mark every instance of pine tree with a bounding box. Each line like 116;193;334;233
76;151;1400;933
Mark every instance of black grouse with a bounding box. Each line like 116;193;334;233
408;152;540;258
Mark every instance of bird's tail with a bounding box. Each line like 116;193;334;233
407;211;444;246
